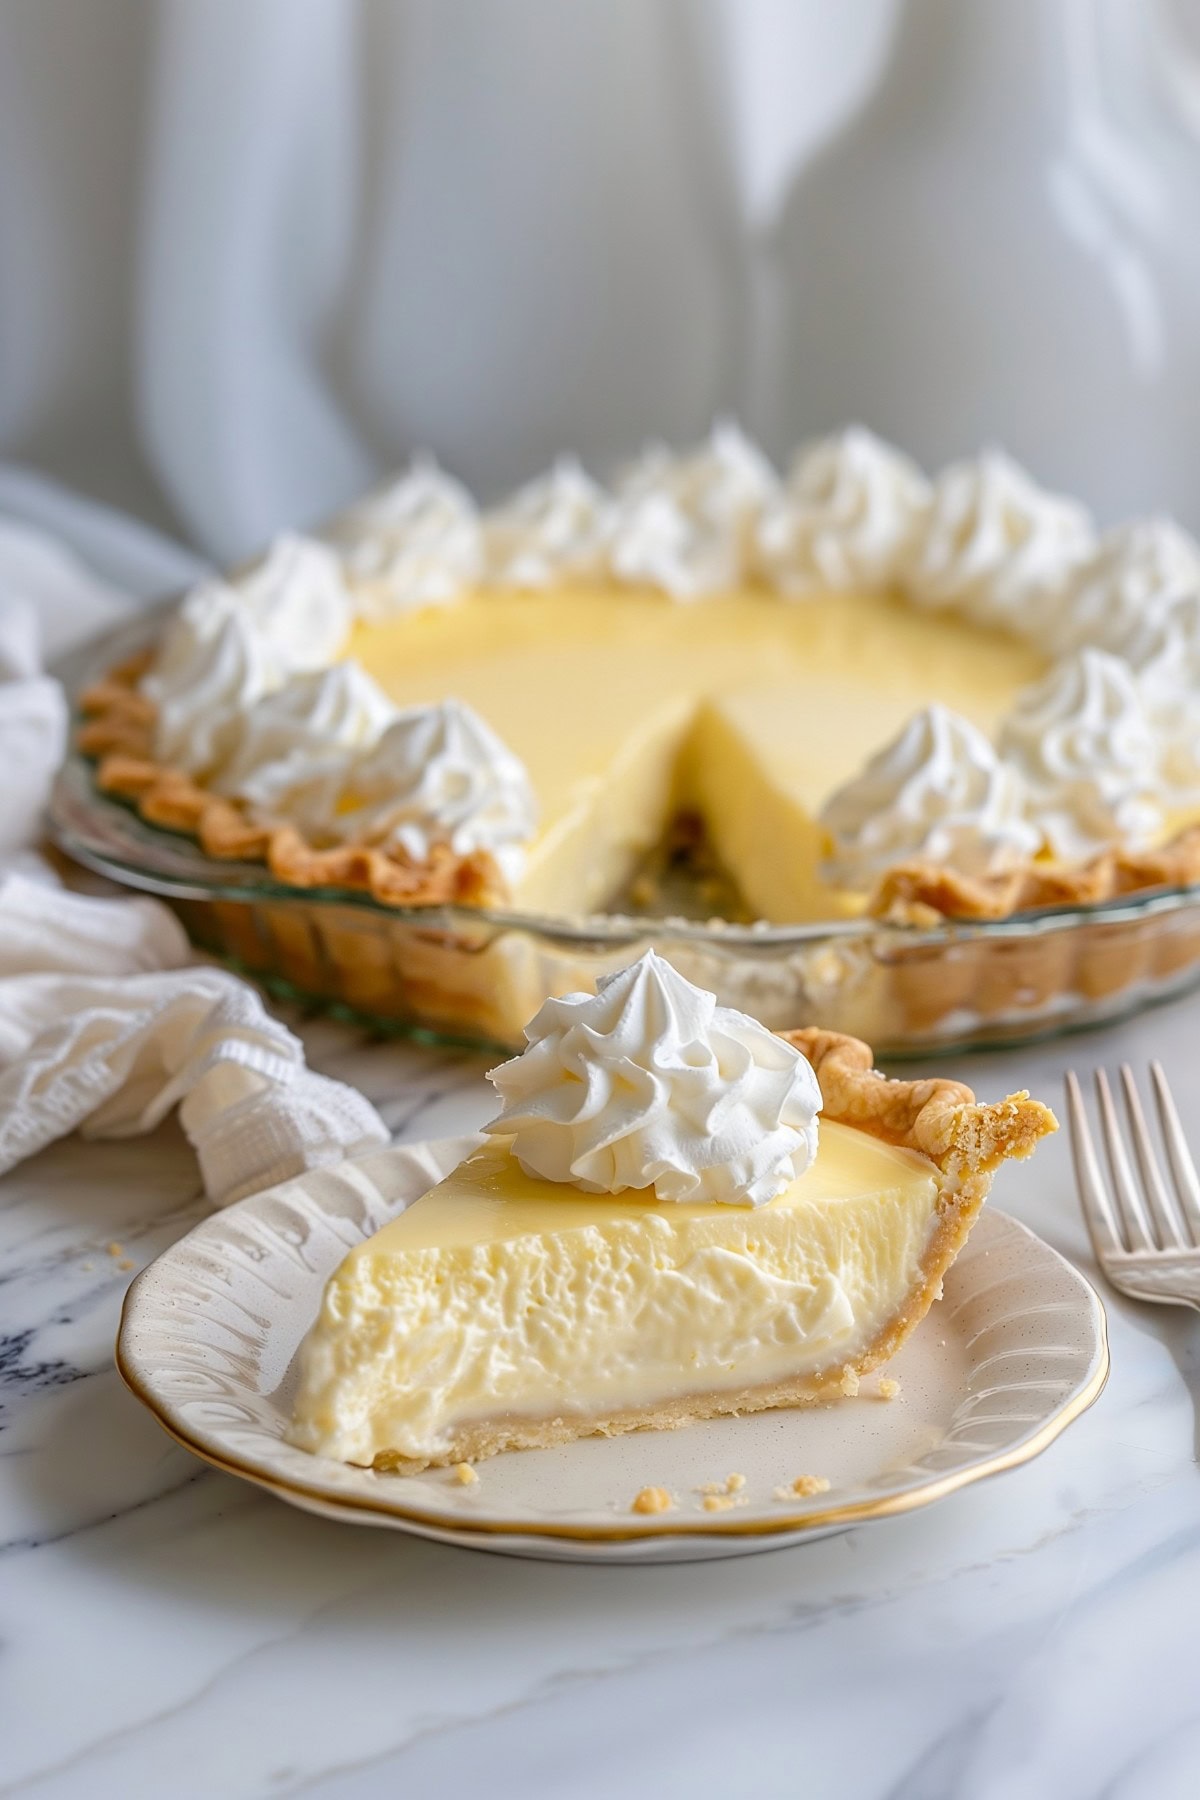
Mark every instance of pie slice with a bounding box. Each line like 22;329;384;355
287;1027;1055;1473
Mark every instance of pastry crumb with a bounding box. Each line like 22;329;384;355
840;1368;861;1398
452;1462;478;1486
696;1472;746;1498
701;1493;742;1513
116;1259;134;1273
106;1241;125;1259
631;1485;674;1515
877;1376;901;1401
775;1475;831;1501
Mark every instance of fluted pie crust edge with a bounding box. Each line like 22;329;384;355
868;831;1200;923
76;657;507;909
374;1029;1057;1473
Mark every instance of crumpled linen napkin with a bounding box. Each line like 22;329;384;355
0;496;390;1205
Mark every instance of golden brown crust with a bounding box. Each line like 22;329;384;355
780;1025;1057;1185
78;664;510;909
868;826;1200;923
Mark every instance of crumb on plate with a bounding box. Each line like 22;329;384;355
695;1472;746;1498
631;1485;674;1515
839;1368;860;1398
877;1376;901;1401
774;1475;832;1501
453;1462;478;1486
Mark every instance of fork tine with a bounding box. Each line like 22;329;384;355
1064;1071;1124;1263
1119;1065;1186;1249
1095;1068;1157;1253
1149;1061;1200;1248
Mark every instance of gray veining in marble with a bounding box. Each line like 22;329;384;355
2;988;1199;1800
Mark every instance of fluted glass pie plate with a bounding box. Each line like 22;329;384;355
51;612;1200;1056
116;1133;1109;1565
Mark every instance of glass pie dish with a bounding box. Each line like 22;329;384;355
50;613;1200;1057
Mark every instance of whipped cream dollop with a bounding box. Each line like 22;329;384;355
998;648;1165;858
143;598;271;775
819;704;1040;888
905;451;1096;639
144;535;353;774
756;426;932;596
483;457;614;587
213;662;397;817
231;534;354;671
322;698;537;872
607;423;780;598
1049;518;1200;657
484;950;820;1207
1121;593;1200;798
335;458;484;614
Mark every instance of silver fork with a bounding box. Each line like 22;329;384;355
1065;1063;1200;1310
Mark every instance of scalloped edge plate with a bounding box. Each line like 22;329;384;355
117;1136;1108;1563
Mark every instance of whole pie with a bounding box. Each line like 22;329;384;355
79;425;1200;932
287;952;1056;1473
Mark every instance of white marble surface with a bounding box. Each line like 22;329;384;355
2;988;1199;1800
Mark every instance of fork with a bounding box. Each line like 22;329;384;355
1064;1062;1200;1310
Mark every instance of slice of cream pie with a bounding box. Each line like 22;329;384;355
288;952;1055;1471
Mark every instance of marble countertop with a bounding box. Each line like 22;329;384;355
3;990;1199;1800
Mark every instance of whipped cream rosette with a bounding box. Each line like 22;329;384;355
819;704;1040;888
998;648;1166;859
143;534;354;775
756;426;932;596
905;450;1096;639
483;456;614;587
1049;518;1200;657
213;663;397;817
485;950;821;1207
334;458;484;612
608;423;780;598
320;697;537;876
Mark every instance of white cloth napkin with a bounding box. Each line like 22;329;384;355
0;495;390;1205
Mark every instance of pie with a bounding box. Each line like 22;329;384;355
79;427;1200;926
287;975;1056;1473
74;427;1200;1044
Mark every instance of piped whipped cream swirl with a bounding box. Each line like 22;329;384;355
998;648;1165;858
335;458;484;613
214;662;397;816
143;534;353;773
484;950;820;1207
608;423;779;598
483;457;614;587
905;451;1096;638
819;704;1039;889
1049;518;1200;656
1121;593;1200;799
323;698;537;874
757;427;932;596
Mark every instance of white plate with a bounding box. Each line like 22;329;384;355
117;1136;1109;1564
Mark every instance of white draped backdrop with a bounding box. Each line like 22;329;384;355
0;0;900;577
2;0;1200;594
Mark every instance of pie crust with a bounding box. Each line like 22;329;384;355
364;1028;1056;1472
77;659;507;908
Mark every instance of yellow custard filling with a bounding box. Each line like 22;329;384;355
288;1120;941;1468
343;584;1044;921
